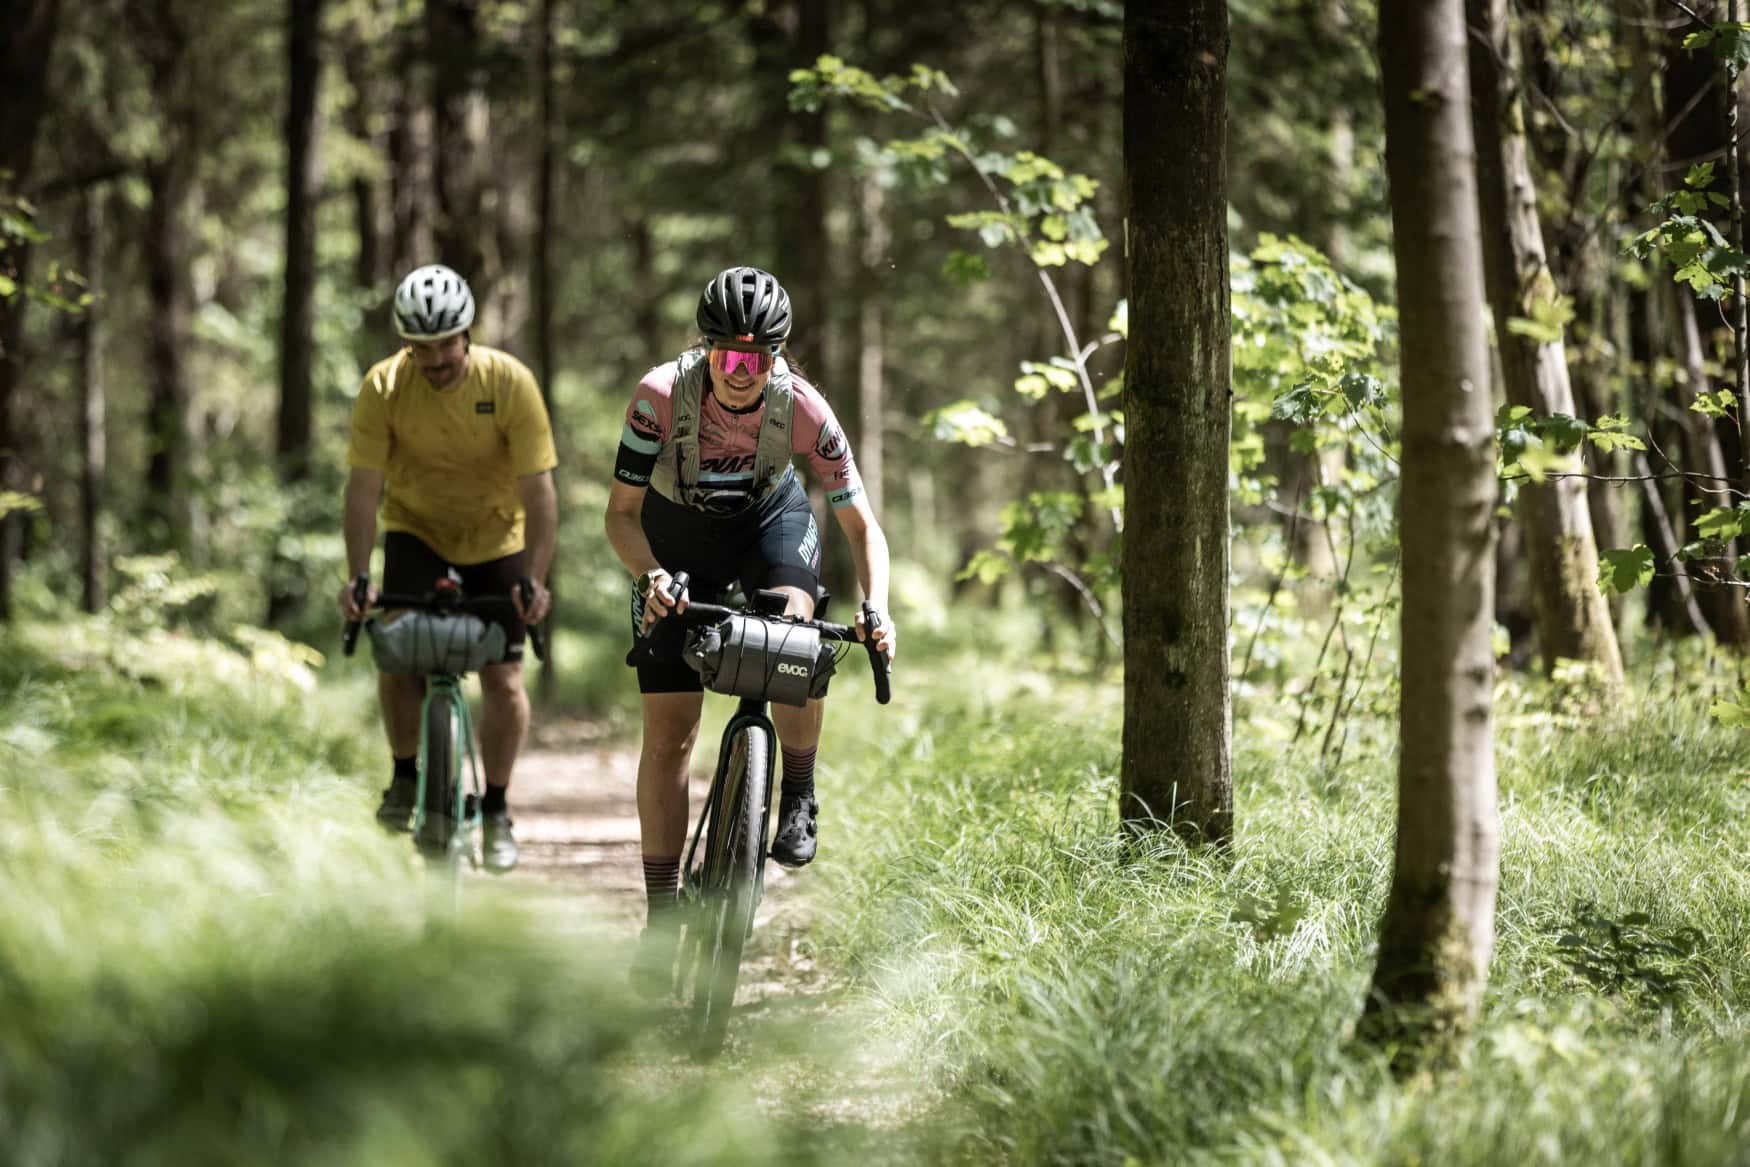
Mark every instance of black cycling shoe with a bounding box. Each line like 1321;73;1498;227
629;914;682;999
375;776;417;833
769;794;819;868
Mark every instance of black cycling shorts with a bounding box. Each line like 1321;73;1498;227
382;531;528;663
630;478;823;694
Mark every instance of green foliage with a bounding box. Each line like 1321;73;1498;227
789;58;1107;269
792;54;1120;640
1627;162;1748;301
1598;544;1656;594
922;400;1010;448
811;639;1750;1164
1690;389;1739;417
1684;21;1750;74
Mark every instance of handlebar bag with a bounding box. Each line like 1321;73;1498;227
683;613;836;707
367;611;508;676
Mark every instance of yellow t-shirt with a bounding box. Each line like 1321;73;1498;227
347;345;558;565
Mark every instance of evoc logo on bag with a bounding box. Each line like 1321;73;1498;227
777;662;810;677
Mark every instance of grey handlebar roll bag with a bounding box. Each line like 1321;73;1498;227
683;614;836;707
367;611;508;676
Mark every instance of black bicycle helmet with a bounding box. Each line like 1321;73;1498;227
696;266;792;345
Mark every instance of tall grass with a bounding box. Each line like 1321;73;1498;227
809;621;1750;1165
0;617;830;1166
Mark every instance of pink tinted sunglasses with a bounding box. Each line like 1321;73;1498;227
710;342;776;377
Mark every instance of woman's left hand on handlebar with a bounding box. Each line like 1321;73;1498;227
855;606;897;663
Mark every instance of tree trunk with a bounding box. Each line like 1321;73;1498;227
533;0;558;706
1467;0;1623;683
1120;0;1233;846
77;189;106;614
0;0;63;621
428;0;489;296
278;0;322;484
856;172;887;516
269;0;324;625
389;17;435;277
344;7;387;294
143;156;194;553
1363;0;1500;1055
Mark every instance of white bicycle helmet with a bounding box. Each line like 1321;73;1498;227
393;264;476;340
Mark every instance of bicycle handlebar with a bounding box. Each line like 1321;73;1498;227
647;572;892;705
341;575;547;663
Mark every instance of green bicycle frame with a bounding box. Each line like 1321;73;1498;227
409;672;485;841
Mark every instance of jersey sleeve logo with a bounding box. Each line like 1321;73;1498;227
814;420;847;462
629;400;662;441
475;400;496;414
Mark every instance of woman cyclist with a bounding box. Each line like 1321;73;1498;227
603;266;896;983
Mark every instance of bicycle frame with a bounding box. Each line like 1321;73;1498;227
409;671;485;846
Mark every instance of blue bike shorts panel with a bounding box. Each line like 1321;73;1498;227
382;531;527;663
630;477;823;694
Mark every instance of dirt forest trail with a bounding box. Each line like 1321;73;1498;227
497;718;807;941
489;720;931;1149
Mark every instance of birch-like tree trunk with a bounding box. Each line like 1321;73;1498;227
1120;0;1233;845
1467;0;1623;684
1363;0;1500;1054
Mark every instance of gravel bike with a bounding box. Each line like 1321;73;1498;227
632;573;890;1057
341;572;545;882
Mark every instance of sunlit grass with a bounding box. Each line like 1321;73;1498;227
811;624;1750;1164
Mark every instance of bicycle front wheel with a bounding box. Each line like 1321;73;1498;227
416;688;460;860
690;723;772;1057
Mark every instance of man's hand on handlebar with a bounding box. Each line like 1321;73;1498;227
855;604;897;664
338;572;377;622
638;568;689;633
513;577;553;625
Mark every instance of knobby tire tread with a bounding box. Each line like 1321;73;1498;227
691;725;771;1057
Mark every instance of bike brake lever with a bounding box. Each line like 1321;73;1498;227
517;577;547;663
860;601;892;706
342;572;370;656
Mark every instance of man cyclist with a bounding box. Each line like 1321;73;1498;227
338;263;558;873
604;265;896;984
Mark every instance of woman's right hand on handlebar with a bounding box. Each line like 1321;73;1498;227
338;573;378;622
638;568;688;633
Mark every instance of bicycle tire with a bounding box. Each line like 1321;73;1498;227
417;688;459;860
690;723;772;1057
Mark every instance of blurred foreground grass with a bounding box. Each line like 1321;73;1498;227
0;617;847;1166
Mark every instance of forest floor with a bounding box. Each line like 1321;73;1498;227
493;718;934;1149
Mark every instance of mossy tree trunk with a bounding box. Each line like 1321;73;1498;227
1467;0;1623;684
1363;0;1500;1055
1119;0;1233;846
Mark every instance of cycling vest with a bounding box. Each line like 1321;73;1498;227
648;347;797;512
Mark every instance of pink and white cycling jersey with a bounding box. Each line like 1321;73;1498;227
614;358;866;511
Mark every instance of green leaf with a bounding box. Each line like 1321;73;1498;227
924;401;1010;447
1598;545;1656;594
0;273;14;299
1694;505;1750;541
955;548;1011;584
1539;413;1589;450
1587;430;1645;454
941;250;989;285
